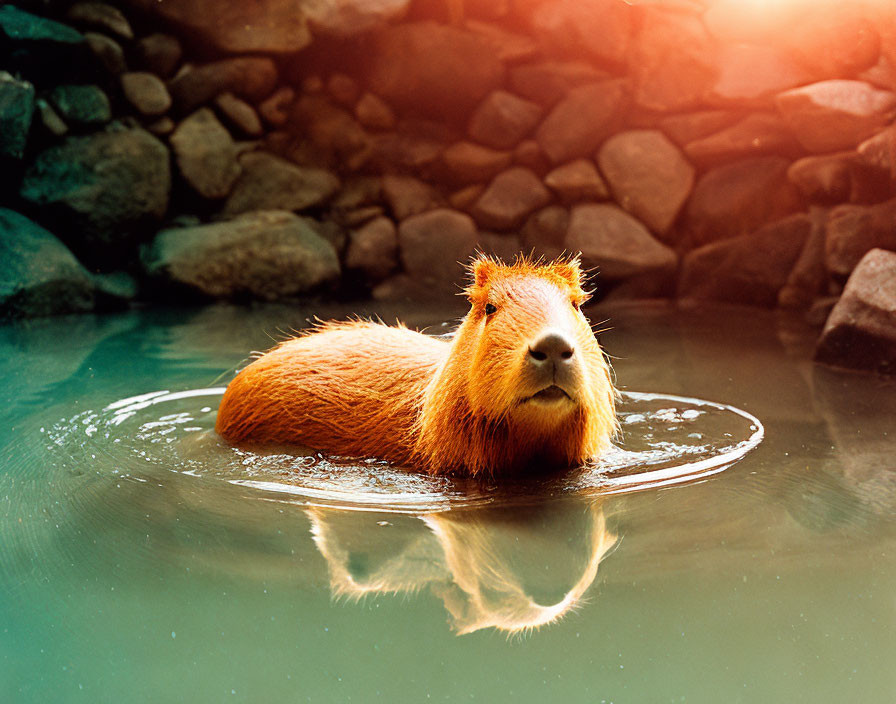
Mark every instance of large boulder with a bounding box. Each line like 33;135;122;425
19;127;170;248
366;22;505;119
0;72;35;160
0;208;95;318
170;109;242;200
398;209;478;287
814;248;896;374
824;199;896;278
142;210;340;300
683;113;803;168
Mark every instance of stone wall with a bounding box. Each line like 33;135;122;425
1;0;896;371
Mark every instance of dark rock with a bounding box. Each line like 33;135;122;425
477;232;521;263
779;209;828;309
287;94;371;171
678;213;812;307
398;208;478;286
259;87;295;127
787;153;855;203
91;270;138;306
467;90;542;150
214;93;263;137
520;205;568;260
529;0;632;67
658;110;742;146
597;129;694;236
170;109;242;200
824;199;896;278
355;92;396;130
470;167;551;230
0;208;95;318
84;32;126;75
146;117;174;136
35;98;66;137
20;127;170;248
509;60;609;107
685;157;804;246
0;72;35;160
543;159;608;204
710;44;812;104
448;184;484;212
535;80;628;164
345;216;398;282
48;84;110;126
566;203;677;280
223;151;339;216
169;58;278;113
134;33;182;78
121;72;171;116
683;112;803;168
382;175;444;220
366;22;505;119
327;73;360;107
142;210;340;300
0;5;83;44
465;20;538;63
855;126;896;172
66;2;133;40
441;141;512;184
512;139;549;175
776;80;896;153
302;0;411;36
814;248;896;374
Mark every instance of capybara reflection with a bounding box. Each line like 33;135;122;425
215;256;617;476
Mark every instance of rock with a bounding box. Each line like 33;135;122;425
710;44;813;104
355;92;396;130
509;60;609;107
659;110;741;146
20;127;170;248
371;126;448;172
814;248;896;374
543;159;609;204
169;58;278;113
134;34;182;78
787;153;856;203
327;73;360;107
146;117;174;136
170;109;242;200
398;209;478;286
48;84;110;126
301;0;411;36
214;93;263;137
35;98;67;137
0;208;95;318
566;203;677;280
223;151;339;216
683;112;802;168
287;94;371;171
366;22;505;119
470;167;551;230
259;87;295;127
66;2;133;39
467;90;543;150
0;5;83;45
142;210;340;300
855;126;896;172
465;20;538;63
512;139;549;174
678;213;812;307
685;157;804;246
779;209;828;309
597;130;694;235
123;0;311;54
91;270;138;306
448;184;484;212
441;141;512;184
535;81;628;164
520;206;569;260
120;72;171;116
345;216;398;281
0;72;35;160
84;32;126;75
477;232;522;263
824;199;896;278
776;80;896;153
787;11;881;79
529;0;632;67
382;174;444;220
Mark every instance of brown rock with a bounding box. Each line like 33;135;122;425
170;109;241;200
544;159;608;204
779;209;828;309
67;2;133;39
509;60;609;107
685;157;804;246
355;92;395;130
327;73;360;107
529;0;632;67
258;87;295;127
382;175;444;220
814;248;896;374
84;32;126;75
787;153;855;203
214;93;263;137
824;199;896;278
710;44;813;104
449;184;485;212
36;98;67;137
470;167;552;230
512;139;549;174
441;141;512;184
146;117;174;135
346;216;398;282
597;130;694;235
288;94;371;171
467;90;543;150
566;204;677;280
659;109;742;146
520;206;568;260
477;231;522;263
169;58;278;113
465;20;538;64
855;126;896;172
120;72;171;116
678;214;812;307
535;80;628;164
787;11;881;79
776;80;896;153
398;209;478;285
683;113;802;168
302;0;410;36
134;34;182;78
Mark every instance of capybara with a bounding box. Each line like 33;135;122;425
215;256;617;477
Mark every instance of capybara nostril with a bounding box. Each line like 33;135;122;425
528;331;575;365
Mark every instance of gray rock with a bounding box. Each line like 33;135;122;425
214;93;263;137
543;159;608;204
776;80;896;153
142;210;340;300
824;199;896;278
223;151;340;216
566;203;677;280
509;60;609;107
467;90;543;150
535;81;628;164
477;232;522;263
170;109;242;200
520;206;569;260
134;33;182;78
48;84;110;126
683;113;803;168
20;127;170;247
398;208;478;286
169;58;278;113
779;210;828;310
441;141;512;184
345;216;398;282
121;72;171;116
0;208;95;318
0;5;84;44
678;213;812;307
0;72;35;160
66;2;133;39
84;32;126;75
815;248;896;374
597;129;694;236
528;0;632;67
470;167;551;230
354;92;396;130
382;175;444;220
366;22;505;119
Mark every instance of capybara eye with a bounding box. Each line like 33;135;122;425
484;303;497;316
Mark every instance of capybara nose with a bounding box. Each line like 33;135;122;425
528;331;575;365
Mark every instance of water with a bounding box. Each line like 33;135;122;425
1;301;894;703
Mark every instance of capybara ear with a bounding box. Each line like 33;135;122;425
471;257;497;289
551;256;583;290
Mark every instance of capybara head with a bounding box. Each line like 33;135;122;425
416;255;617;476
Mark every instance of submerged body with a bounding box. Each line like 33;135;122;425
216;257;617;476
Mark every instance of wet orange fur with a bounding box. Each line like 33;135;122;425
215;256;617;477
